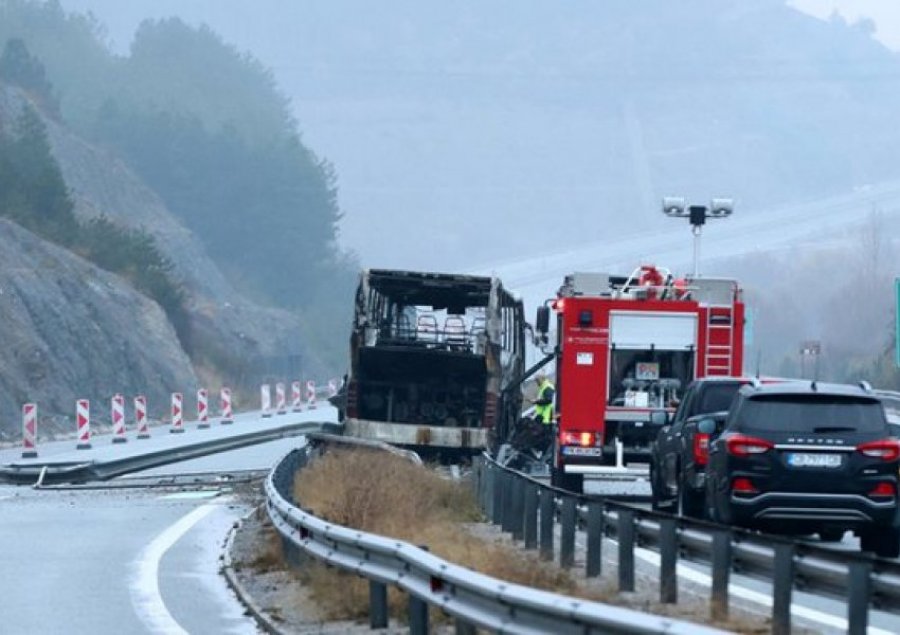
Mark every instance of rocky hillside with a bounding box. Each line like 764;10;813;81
0;85;323;438
0;217;196;440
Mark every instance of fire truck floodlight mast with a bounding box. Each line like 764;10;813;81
662;197;734;277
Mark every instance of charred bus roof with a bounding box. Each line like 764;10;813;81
364;269;518;309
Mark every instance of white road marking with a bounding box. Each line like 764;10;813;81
130;503;218;635
158;491;221;501
630;544;894;635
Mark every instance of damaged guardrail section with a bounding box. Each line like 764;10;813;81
265;443;725;635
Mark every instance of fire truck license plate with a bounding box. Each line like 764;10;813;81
562;446;603;457
786;453;842;468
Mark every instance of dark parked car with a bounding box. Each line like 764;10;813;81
650;377;751;517
706;381;900;558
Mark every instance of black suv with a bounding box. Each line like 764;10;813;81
651;377;750;517
706;381;900;558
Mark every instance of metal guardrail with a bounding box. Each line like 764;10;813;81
0;421;333;485
476;454;900;635
265;443;727;635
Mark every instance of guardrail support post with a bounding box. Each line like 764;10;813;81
539;488;554;561
586;502;603;578
524;483;538;550
502;471;515;533
771;542;794;635
711;530;732;621
618;509;635;592
512;477;525;540
659;518;677;604
491;467;503;526
848;560;872;635
369;580;388;629
409;593;428;635
560;495;576;569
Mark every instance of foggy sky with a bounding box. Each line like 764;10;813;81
55;1;900;274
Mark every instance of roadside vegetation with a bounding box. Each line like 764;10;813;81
0;2;357;371
289;449;770;632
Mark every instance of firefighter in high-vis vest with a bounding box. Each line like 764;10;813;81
532;372;556;424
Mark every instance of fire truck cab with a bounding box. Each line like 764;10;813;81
535;265;745;493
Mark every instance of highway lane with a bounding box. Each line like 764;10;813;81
0;484;255;634
578;474;900;633
0;411;336;635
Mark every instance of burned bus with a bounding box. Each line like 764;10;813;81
341;269;526;455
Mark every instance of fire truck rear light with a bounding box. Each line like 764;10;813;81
869;482;896;498
560;431;596;446
731;477;757;494
726;434;773;457
693;433;710;465
857;440;900;461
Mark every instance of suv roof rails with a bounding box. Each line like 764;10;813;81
859;380;873;392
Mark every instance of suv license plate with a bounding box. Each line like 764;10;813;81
562;446;603;457
786;452;842;468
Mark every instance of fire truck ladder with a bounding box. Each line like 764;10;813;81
705;306;734;375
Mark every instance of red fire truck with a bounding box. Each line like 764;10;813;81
533;265;745;492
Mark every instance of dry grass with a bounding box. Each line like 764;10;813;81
290;449;776;633
240;522;285;574
293;448;591;620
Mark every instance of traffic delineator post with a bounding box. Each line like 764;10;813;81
261;384;272;418
220;387;234;424
111;393;127;444
291;381;302;412
275;382;287;415
328;378;339;398
76;399;92;449
197;388;210;429
170;392;185;433
306;380;317;410
135;395;150;439
22;403;38;459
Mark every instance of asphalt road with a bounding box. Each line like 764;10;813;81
579;473;900;634
0;407;337;635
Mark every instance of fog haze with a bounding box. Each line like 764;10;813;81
57;1;900;273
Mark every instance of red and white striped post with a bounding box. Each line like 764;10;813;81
197;388;210;429
135;395;150;439
291;381;303;412
306;380;317;410
261;384;272;418
111;393;127;444
170;392;184;433
220;387;234;424
76;399;92;450
328;378;339;398
22;403;38;459
275;382;287;415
